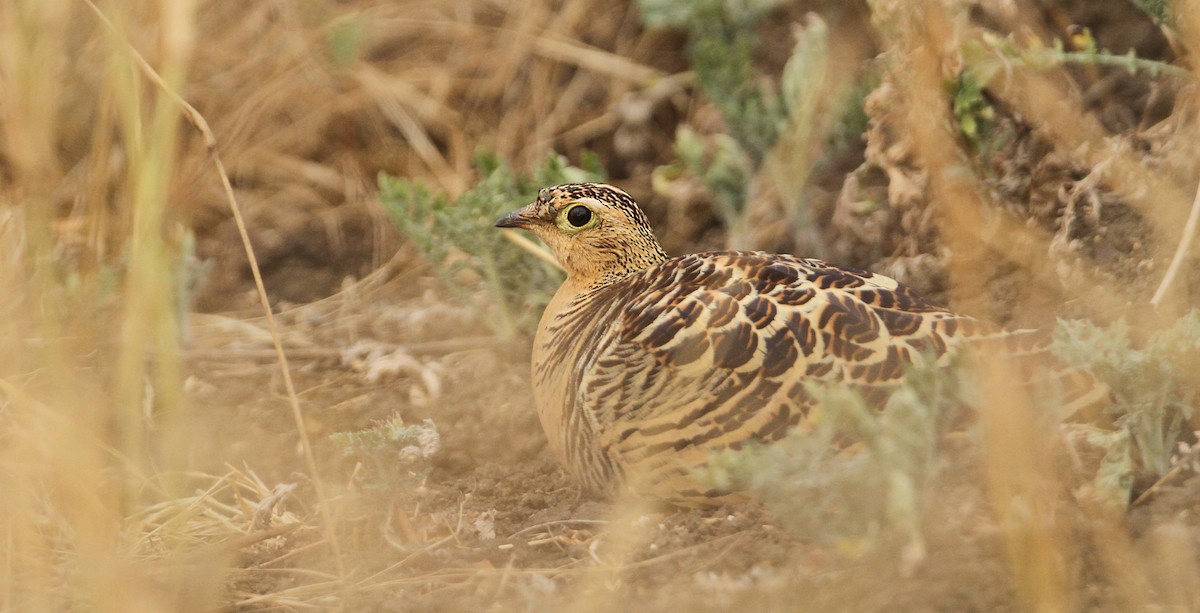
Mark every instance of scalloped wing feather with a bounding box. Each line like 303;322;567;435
569;252;991;500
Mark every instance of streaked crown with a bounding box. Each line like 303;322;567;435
495;183;668;286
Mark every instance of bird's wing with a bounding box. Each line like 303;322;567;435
575;252;993;498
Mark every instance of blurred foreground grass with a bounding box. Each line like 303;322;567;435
2;0;1200;611
2;1;220;609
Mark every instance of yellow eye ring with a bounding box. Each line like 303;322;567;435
566;205;592;227
556;204;599;232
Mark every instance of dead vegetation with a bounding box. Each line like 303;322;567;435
2;0;1200;611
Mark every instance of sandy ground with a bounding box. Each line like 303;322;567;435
181;267;1200;611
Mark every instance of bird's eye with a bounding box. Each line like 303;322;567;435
566;205;592;228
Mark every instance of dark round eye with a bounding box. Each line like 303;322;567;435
566;205;592;228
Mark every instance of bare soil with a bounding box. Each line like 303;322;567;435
184;267;1200;612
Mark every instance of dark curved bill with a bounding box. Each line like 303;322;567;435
494;209;528;228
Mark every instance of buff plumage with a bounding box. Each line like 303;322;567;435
496;183;1104;504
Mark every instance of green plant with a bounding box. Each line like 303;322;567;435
326;16;367;69
1130;0;1171;25
702;357;972;559
951;69;996;151
379;153;603;337
330;415;441;495
950;29;1183;164
674;128;755;236
681;1;787;162
1053;310;1200;478
643;1;836;249
822;71;876;157
962;31;1187;85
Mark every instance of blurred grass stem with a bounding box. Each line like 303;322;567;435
83;0;349;593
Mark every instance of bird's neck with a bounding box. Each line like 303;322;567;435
563;244;670;295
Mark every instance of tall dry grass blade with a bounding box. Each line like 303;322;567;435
975;362;1072;613
103;0;196;504
81;0;349;594
1150;1;1200;311
893;3;1074;609
501;229;564;271
883;1;1140;325
0;0;119;609
531;34;665;85
562;494;657;613
0;0;67;191
1149;178;1200;308
984;65;1189;300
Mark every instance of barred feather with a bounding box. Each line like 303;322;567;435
496;183;1107;504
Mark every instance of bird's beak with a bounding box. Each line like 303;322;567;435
494;203;540;229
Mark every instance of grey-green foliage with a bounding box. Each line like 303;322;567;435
1053;310;1200;477
778;13;829;144
702;357;970;555
330;416;441;496
379;154;603;337
638;0;786;30
326;17;366;69
685;3;786;161
819;71;875;170
962;32;1187;92
1130;0;1171;25
1070;423;1135;507
675;128;754;233
956;31;1185;156
643;0;831;247
657;0;778;241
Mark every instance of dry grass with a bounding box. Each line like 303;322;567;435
3;0;1200;611
883;2;1198;610
0;0;674;609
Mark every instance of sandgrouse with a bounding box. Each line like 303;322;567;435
495;183;1105;505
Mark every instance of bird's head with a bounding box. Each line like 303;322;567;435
495;183;668;285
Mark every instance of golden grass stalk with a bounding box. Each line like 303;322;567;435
105;0;194;504
888;1;1200;610
1;0;127;610
501;229;565;271
1;0;357;608
82;0;350;592
894;3;1083;610
1150;2;1200;310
